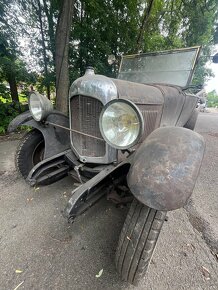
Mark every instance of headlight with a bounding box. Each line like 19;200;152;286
29;92;53;121
99;99;144;149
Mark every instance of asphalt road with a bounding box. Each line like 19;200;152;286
187;111;218;252
0;112;218;290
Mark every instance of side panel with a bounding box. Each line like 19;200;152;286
176;94;198;126
157;85;186;127
127;127;205;211
112;79;164;105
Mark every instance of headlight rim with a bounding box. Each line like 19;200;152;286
28;92;53;121
99;98;144;150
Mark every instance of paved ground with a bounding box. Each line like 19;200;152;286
0;112;218;290
185;111;218;253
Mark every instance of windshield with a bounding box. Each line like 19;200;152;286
118;47;201;87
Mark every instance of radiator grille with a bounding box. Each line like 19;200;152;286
70;95;106;157
138;105;162;141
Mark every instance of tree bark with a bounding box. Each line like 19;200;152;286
7;72;19;103
42;0;56;63
7;71;21;112
37;0;50;100
55;0;74;113
136;0;155;52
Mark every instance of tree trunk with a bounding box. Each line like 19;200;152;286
37;0;50;100
136;0;155;52
42;0;56;63
7;72;19;103
55;0;74;113
7;71;21;112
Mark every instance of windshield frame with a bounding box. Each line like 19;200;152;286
118;46;201;88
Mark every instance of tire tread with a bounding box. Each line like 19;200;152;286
115;198;167;285
15;129;43;178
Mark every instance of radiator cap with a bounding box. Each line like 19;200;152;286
85;66;95;75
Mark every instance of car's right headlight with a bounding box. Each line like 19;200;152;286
99;99;144;149
29;92;53;121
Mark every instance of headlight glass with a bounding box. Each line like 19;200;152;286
29;93;43;121
100;99;143;149
29;92;53;121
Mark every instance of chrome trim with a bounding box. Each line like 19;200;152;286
69;75;118;164
99;99;144;150
69;75;118;104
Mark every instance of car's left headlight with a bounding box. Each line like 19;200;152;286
99;99;144;149
29;92;53;121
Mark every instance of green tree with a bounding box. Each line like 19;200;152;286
207;90;218;107
0;0;27;105
2;0;218;111
18;0;74;112
17;0;57;100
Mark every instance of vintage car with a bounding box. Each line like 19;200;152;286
8;46;205;285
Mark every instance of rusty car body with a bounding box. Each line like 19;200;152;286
8;46;205;285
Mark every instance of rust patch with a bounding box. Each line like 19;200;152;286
127;127;205;211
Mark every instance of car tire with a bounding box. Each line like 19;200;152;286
115;198;166;286
15;129;45;179
184;109;198;130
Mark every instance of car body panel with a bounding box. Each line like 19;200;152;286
69;74;118;104
8;47;204;214
8;111;70;159
112;79;164;105
176;94;198;126
127;127;205;210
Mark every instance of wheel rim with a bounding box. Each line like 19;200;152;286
32;140;45;165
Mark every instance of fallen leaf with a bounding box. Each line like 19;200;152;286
201;266;210;280
34;187;40;191
13;281;24;290
186;243;195;251
211;250;218;261
27;198;33;202
96;269;103;278
15;269;23;274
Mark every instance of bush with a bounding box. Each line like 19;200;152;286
0;101;27;134
207;91;218;107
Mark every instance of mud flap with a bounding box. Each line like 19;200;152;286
127;127;205;211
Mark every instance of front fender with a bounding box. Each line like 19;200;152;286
8;110;70;159
7;110;33;133
127;127;205;211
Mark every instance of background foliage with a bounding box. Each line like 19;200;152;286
207;90;218;107
0;0;218;132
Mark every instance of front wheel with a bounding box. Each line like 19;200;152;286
15;129;45;178
115;198;167;286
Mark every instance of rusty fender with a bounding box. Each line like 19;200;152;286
7;110;70;158
127;127;205;211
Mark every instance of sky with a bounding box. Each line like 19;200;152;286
205;61;218;93
205;44;218;93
